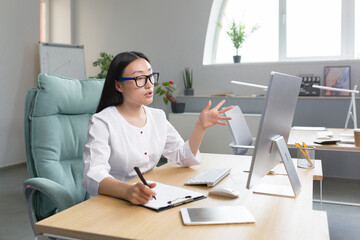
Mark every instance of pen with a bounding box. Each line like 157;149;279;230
134;167;156;200
302;142;313;167
295;142;313;167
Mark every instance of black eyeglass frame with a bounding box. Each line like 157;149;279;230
118;72;160;87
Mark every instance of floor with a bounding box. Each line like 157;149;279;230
1;163;360;240
313;178;360;240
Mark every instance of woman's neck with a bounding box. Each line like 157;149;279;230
116;103;147;128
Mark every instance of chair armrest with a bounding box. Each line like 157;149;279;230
23;178;76;236
24;177;75;212
229;143;255;149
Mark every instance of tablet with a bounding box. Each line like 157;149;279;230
180;206;255;225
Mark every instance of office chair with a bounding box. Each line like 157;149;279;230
224;105;255;155
23;73;104;239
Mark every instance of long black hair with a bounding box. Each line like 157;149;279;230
96;51;150;113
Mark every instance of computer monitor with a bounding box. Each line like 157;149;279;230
246;72;302;197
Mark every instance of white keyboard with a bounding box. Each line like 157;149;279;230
184;168;231;187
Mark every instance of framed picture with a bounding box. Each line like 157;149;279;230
324;66;351;96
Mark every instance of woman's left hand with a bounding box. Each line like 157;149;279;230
198;100;233;130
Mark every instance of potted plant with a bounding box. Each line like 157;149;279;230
92;52;114;78
218;21;258;63
154;81;185;113
183;67;194;96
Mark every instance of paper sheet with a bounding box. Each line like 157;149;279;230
143;181;205;210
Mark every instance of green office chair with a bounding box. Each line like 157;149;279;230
23;73;104;239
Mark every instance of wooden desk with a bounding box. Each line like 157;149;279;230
34;153;329;240
288;128;360;151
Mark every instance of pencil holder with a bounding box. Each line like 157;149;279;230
297;147;315;169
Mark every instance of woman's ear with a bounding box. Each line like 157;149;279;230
115;81;123;92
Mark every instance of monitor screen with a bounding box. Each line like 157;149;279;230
246;72;301;190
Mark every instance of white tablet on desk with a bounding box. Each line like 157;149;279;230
180;206;255;225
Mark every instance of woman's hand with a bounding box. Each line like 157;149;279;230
188;99;233;156
198;100;233;130
126;182;157;205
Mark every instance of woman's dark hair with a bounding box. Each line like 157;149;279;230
96;51;150;113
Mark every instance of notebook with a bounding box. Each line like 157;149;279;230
142;181;206;212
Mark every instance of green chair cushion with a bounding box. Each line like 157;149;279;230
27;73;104;219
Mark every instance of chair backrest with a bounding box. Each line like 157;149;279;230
24;73;104;219
224;105;253;155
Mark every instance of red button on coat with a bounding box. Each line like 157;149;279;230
144;152;147;155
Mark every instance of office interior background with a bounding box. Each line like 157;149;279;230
1;0;360;239
2;0;360;172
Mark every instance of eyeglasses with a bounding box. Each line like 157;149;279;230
118;72;160;87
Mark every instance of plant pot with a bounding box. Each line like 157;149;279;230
171;102;185;113
184;88;194;96
233;55;241;63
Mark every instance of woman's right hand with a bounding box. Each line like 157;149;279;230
126;182;157;205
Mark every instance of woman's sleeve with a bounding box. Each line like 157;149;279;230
82;115;113;196
162;120;201;167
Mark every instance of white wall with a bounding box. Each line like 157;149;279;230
1;0;359;168
67;0;360;179
73;0;214;108
50;0;72;44
0;0;39;167
72;0;360;101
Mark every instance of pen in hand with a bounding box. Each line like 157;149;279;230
134;167;156;200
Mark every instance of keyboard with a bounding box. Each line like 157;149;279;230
184;168;231;187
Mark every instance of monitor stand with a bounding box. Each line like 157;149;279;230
252;136;302;198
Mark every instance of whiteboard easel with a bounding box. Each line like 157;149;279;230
39;42;86;79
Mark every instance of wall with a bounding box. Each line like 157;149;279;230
3;0;356;172
0;0;39;167
73;0;213;110
66;0;360;179
72;0;360;101
49;0;72;44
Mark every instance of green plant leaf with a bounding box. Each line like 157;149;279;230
93;52;114;79
222;21;258;55
159;89;166;96
163;97;168;105
155;87;161;94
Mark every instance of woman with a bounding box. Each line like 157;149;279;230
82;51;233;205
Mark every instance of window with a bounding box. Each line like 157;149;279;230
355;0;360;58
216;0;278;63
205;0;359;64
285;0;341;58
40;0;49;42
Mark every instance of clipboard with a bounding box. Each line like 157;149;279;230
142;181;206;212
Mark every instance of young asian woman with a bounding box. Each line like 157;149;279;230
82;51;233;205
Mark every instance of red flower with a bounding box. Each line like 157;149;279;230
169;81;174;85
